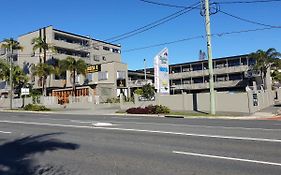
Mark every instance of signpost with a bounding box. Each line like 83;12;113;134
154;48;170;94
21;88;30;108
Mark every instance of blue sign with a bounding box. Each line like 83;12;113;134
159;67;168;72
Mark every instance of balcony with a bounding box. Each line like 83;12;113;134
172;80;242;90
128;79;153;88
53;40;88;51
170;65;248;79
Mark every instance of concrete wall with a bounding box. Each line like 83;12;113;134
0;96;58;109
121;90;274;114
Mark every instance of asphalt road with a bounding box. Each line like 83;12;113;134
0;111;280;175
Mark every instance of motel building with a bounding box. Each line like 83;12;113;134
0;26;129;103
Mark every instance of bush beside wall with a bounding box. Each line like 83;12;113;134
23;104;50;111
126;105;170;114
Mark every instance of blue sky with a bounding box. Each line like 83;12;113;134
1;0;280;70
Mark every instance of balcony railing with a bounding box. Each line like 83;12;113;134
128;79;153;87
170;65;249;79
172;80;242;90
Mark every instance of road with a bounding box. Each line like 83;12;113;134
0;111;280;175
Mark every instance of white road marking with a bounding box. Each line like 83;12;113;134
0;120;280;143
110;117;142;120
173;151;281;167
93;123;113;127
70;120;94;124
0;130;11;134
108;121;281;131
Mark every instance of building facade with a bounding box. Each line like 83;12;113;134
131;54;267;94
3;26;128;102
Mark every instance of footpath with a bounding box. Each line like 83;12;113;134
1;105;281;121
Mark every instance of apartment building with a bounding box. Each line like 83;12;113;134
133;54;267;94
169;54;262;94
15;26;128;101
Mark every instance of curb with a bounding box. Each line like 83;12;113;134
0;109;55;114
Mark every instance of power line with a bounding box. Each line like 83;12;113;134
109;3;200;43
138;0;189;8
93;26;281;55
139;0;281;8
44;1;200;55
103;2;200;42
123;36;204;52
16;25;281;58
216;0;281;4
219;10;280;28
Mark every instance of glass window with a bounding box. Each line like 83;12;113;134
117;71;126;79
98;71;108;80
103;46;110;51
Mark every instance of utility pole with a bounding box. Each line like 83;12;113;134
144;58;147;81
203;0;216;115
9;46;13;110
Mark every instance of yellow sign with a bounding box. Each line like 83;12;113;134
86;65;101;73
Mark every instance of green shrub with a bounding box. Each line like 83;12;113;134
105;98;120;103
134;88;143;96
23;104;50;111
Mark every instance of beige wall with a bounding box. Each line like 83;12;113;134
16;26;124;91
129;90;274;114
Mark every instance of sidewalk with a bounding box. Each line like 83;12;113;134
1;105;281;121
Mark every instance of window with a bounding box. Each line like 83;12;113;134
87;73;93;82
98;71;108;80
93;55;100;61
112;48;120;53
117;71;126;79
103;46;110;51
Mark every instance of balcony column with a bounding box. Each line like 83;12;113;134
239;57;242;65
226;59;228;68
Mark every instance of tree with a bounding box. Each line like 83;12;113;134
31;37;55;63
31;63;55;96
59;57;87;96
1;38;23;53
250;48;281;89
0;60;9;81
0;60;28;94
142;84;155;99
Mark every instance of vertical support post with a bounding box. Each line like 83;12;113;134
144;58;147;81
9;46;13;110
204;0;216;115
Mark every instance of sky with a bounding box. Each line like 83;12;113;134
0;0;280;70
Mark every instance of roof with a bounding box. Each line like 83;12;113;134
170;54;249;67
53;28;121;48
134;54;251;72
17;25;121;48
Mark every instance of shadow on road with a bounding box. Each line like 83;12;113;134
0;133;79;175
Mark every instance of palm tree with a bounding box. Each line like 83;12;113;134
0;60;28;93
250;48;281;89
1;38;23;109
1;38;23;53
32;37;55;63
0;60;9;81
31;63;55;96
59;57;87;96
